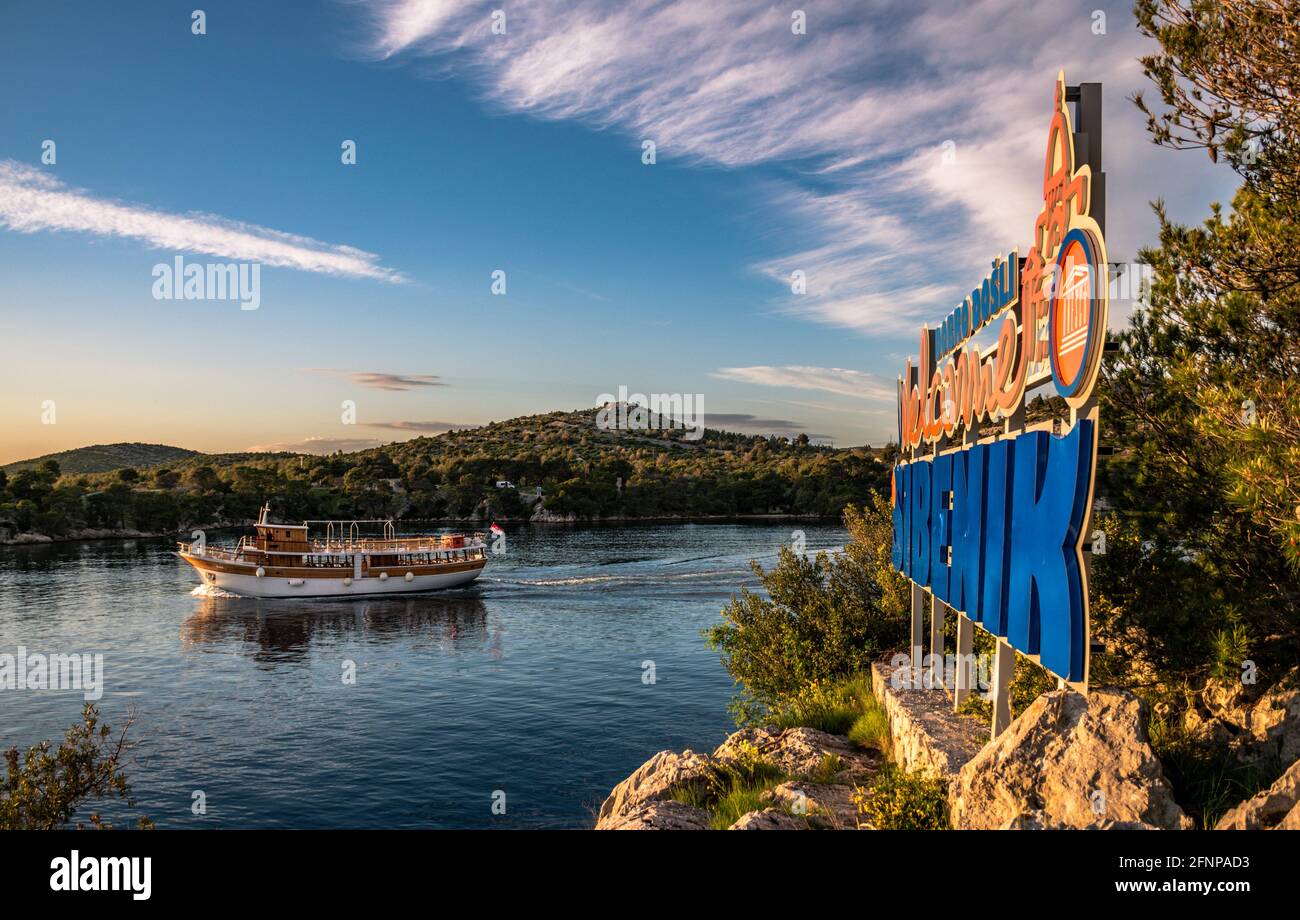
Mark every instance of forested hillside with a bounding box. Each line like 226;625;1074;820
0;408;896;537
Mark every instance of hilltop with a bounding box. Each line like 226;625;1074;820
2;442;198;474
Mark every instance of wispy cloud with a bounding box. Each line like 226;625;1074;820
361;0;1232;333
705;413;808;436
713;365;895;402
247;436;388;454
247;420;472;453
373;0;463;56
0;161;405;283
305;369;447;390
365;420;471;432
364;1;902;165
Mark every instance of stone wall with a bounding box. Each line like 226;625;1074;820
870;660;986;781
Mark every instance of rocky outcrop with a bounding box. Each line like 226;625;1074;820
1000;812;1160;830
949;688;1192;830
870;661;986;780
1183;669;1300;765
1216;759;1300;830
728;808;810;830
761;781;862;830
1246;674;1300;765
1204;677;1257;721
600;800;713;830
595;749;714;828
0;532;54;545
529;507;579;523
596;726;881;830
713;726;878;782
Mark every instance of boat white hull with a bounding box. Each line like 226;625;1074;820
194;566;483;598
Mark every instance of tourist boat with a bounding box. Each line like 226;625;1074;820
177;504;488;598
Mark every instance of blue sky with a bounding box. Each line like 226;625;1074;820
0;0;1238;463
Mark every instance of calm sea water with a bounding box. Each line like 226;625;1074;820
0;522;844;828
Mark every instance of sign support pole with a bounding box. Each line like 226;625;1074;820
929;596;946;689
991;639;1015;737
910;583;926;686
954;614;973;710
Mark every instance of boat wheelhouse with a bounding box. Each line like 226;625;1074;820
178;504;487;598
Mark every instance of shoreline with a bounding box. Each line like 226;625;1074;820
0;513;843;548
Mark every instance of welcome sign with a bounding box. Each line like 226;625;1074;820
891;73;1108;700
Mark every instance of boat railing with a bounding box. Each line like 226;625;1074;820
177;541;244;561
307;533;489;553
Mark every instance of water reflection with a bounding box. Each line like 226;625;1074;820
180;591;490;660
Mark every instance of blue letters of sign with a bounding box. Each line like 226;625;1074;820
1007;423;1093;679
981;438;1015;637
891;466;906;571
949;445;986;622
891;420;1094;682
909;458;931;583
929;452;954;603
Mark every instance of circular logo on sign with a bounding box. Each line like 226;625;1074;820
1048;227;1101;400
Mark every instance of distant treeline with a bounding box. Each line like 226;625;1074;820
0;410;896;537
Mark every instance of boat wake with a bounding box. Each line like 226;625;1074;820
504;568;750;587
191;584;239;598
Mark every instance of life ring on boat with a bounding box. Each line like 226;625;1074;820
255;566;266;578
378;572;389;581
404;572;414;582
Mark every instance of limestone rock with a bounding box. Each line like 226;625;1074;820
599;800;712;830
1181;704;1240;747
949;688;1192;830
1001;811;1161;830
1202;677;1258;726
529;507;579;523
595;749;715;826
713;726;877;782
762;781;862;830
1216;759;1300;830
4;532;53;545
1181;670;1300;766
1247;677;1300;764
728;808;809;830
